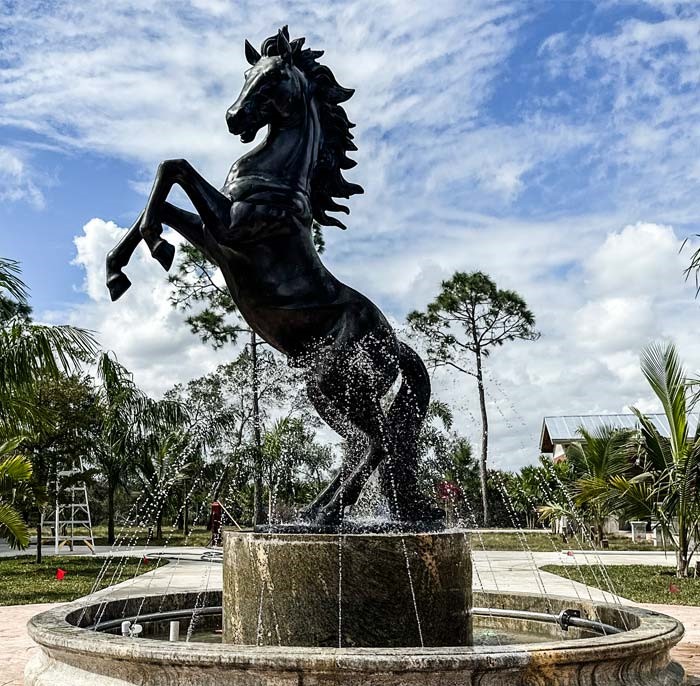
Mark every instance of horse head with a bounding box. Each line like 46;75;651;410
227;27;307;143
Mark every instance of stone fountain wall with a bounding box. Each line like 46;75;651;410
222;530;473;647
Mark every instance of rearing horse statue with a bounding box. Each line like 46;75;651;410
105;27;441;529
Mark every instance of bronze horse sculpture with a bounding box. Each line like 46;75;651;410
106;27;441;529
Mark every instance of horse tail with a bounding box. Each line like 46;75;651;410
389;341;431;436
383;341;433;519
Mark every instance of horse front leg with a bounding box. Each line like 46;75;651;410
139;158;232;270
106;202;208;301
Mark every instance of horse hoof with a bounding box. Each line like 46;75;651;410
151;240;175;271
106;272;131;301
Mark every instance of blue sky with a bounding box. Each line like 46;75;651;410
2;0;700;465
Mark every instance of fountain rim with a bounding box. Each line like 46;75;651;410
27;590;684;673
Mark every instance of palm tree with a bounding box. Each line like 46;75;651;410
509;465;549;529
134;429;190;541
0;258;97;556
540;426;632;544
92;353;188;544
1;258;96;432
0;438;33;548
610;342;700;577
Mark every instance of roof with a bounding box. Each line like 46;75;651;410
539;413;700;453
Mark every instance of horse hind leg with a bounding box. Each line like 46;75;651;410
300;381;367;519
311;397;392;528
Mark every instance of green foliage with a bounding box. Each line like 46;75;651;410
539;426;633;543
90;353;190;544
0;439;33;548
610;342;700;577
407;271;539;372
0;258;99;554
261;417;332;520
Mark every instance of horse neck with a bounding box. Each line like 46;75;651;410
240;95;320;194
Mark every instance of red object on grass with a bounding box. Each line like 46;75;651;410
55;568;66;580
669;583;680;594
143;556;150;565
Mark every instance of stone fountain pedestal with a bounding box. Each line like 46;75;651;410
222;530;472;647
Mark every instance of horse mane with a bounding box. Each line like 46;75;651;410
260;28;363;229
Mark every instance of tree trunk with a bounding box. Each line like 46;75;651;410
474;345;490;527
676;520;689;577
156;511;163;541
107;483;115;545
35;522;42;564
183;482;190;537
251;331;265;526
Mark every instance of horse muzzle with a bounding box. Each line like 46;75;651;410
226;106;261;143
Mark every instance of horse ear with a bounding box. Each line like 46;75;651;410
244;39;261;65
277;29;292;63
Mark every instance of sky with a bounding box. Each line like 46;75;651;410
2;0;700;469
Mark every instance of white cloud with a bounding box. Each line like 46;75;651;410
10;1;700;472
64;218;227;395
0;147;44;208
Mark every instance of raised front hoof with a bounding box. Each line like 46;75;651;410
150;239;175;271
106;272;132;301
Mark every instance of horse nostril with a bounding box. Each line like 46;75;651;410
227;110;240;133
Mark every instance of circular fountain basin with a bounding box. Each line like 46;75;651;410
25;588;684;685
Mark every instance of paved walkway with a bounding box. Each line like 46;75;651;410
2;548;697;685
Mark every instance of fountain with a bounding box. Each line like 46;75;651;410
26;27;685;686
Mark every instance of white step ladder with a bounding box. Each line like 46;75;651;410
52;460;95;554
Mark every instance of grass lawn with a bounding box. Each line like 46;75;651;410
0;555;167;606
91;525;212;547
89;527;656;553
541;564;700;606
471;531;658;552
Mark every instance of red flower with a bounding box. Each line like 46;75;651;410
55;568;66;580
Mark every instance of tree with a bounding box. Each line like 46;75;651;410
167;225;327;526
0;258;97;558
0;258;97;432
539;426;632;543
91;353;186;544
260;417;332;522
508;465;549;529
133;429;190;541
168;245;265;525
407;271;539;526
165;345;305;525
610;342;700;577
18;373;100;562
0;438;33;548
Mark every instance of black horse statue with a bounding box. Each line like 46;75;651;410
106;27;441;529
